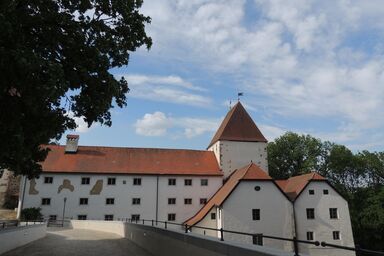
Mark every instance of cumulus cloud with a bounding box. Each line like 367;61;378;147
138;0;384;149
116;74;212;107
134;111;221;138
134;112;171;136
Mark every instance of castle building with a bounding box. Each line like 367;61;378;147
17;102;355;256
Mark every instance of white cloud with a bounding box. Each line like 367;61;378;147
116;74;212;107
66;111;92;133
138;0;384;149
134;111;220;138
134;112;171;136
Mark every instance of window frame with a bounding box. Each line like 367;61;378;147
329;208;338;219
168;213;176;221
104;215;114;221
131;214;140;221
252;234;263;246
252;209;260;221
200;179;208;186
49;215;57;221
107;177;116;185
133;178;142;186
211;212;216;220
306;231;314;241
306;208;315;219
200;198;207;204
168;178;176;186
41;198;51;205
106;198;115;205
44;177;53;184
184;198;192;205
132;198;141;205
184;179;192;186
333;231;340;240
81;177;90;185
78;215;87;220
79;198;88;205
168;198;176;205
323;189;329;195
309;189;315;195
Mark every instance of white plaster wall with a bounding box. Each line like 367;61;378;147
22;174;157;220
221;181;294;251
70;220;125;237
22;174;222;223
209;141;268;178
192;206;218;237
157;176;222;224
0;224;46;255
294;181;355;256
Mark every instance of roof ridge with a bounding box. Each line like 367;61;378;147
45;144;210;152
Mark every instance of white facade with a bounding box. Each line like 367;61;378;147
192;181;294;251
208;141;268;178
21;174;222;222
294;181;355;256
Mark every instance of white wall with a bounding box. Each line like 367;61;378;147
221;181;294;251
294;181;355;256
209;141;268;178
70;220;125;237
22;174;222;223
192;207;218;237
0;224;46;254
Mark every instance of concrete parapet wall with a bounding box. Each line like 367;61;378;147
124;223;292;256
0;223;47;255
70;220;125;237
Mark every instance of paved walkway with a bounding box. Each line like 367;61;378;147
3;227;153;256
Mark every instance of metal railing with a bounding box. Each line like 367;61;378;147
0;219;45;230
120;218;384;256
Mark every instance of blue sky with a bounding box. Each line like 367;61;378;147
62;0;384;152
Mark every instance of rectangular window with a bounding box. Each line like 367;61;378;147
78;215;87;220
306;208;315;219
131;214;140;221
252;209;260;220
133;178;142;185
132;198;141;205
211;213;216;220
252;234;263;246
329;208;338;219
168;198;176;205
333;231;340;240
184;179;192;186
168;213;176;221
309;189;315;195
323;189;329;195
44;177;53;184
307;232;314;241
184;198;192;205
107;178;116;185
41;198;51;205
168;179;176;186
106;198;115;205
81;177;90;185
49;215;57;221
104;215;114;221
201;179;208;186
79;198;88;205
200;198;207;204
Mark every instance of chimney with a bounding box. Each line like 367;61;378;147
65;134;79;153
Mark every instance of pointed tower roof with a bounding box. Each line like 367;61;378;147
208;102;267;148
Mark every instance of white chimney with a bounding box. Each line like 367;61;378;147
65;134;79;153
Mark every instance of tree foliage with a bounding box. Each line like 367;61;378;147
0;0;152;177
268;132;384;250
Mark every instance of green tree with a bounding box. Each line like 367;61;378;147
0;0;152;177
268;132;323;179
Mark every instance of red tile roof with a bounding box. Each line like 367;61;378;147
208;102;267;148
276;172;326;201
185;163;271;226
41;145;222;176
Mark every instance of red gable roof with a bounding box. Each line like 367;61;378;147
41;145;222;176
276;172;326;201
208;102;267;148
185;163;271;226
